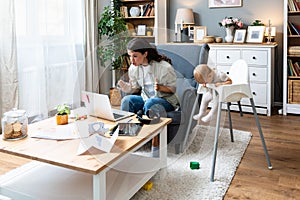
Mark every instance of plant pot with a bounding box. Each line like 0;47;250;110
56;114;68;125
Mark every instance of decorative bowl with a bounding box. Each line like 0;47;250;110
203;36;215;43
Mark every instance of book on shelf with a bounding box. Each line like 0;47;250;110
288;0;300;11
288;59;300;76
294;0;300;10
120;6;128;18
294;62;300;76
288;21;300;35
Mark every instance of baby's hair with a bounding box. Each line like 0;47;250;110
194;64;212;84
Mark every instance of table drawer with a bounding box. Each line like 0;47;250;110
216;50;240;65
249;67;267;82
242;50;268;65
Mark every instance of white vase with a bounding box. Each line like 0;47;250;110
225;27;234;43
129;7;140;17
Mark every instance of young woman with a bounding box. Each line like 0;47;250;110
117;38;179;157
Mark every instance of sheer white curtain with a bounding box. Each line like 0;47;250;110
15;0;85;120
0;0;18;129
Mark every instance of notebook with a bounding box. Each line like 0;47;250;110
81;91;134;121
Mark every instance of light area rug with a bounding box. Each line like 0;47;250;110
131;125;252;200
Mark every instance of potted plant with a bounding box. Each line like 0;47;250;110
56;104;71;125
97;2;130;86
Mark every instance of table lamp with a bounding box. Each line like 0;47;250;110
175;8;194;42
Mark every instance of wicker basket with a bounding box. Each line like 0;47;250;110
288;79;300;104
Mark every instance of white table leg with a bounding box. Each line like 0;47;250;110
93;171;106;200
159;125;167;178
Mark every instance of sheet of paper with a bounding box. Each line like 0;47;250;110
30;123;79;140
76;126;119;155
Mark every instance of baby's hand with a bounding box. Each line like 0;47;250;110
214;82;222;87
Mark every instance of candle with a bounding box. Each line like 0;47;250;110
175;22;177;34
188;25;190;36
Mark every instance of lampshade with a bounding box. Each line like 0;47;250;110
175;8;194;25
265;27;276;37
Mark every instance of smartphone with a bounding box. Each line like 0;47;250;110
110;123;143;136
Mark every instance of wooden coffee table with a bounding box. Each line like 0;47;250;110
0;116;171;200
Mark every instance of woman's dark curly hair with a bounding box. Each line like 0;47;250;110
127;38;172;64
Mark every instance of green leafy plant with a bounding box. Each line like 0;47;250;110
97;5;130;70
56;104;71;115
252;20;265;26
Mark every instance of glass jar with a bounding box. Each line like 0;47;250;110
2;108;28;140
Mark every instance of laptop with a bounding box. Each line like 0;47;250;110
81;91;134;121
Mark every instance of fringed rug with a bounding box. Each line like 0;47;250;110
131;125;252;200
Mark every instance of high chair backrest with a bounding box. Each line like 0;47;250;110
229;59;249;84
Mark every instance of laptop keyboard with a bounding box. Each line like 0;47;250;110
113;113;124;119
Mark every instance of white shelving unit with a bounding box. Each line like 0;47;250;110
120;0;167;45
283;0;300;115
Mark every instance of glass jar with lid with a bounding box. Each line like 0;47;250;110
2;108;28;140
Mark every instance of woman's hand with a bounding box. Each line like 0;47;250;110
117;80;132;93
155;78;175;93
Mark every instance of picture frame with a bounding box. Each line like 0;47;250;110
194;26;207;43
246;26;265;43
209;0;242;8
137;25;146;36
233;29;246;43
189;26;194;41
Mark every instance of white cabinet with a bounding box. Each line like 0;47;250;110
208;44;277;116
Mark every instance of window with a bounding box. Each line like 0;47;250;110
15;0;85;120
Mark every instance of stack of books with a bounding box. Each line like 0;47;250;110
288;46;300;55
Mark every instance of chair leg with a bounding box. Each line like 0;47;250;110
227;102;234;142
237;101;243;117
250;98;272;169
210;102;223;182
183;93;200;152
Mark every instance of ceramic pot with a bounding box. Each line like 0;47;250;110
56;114;68;125
225;27;234;43
130;7;140;17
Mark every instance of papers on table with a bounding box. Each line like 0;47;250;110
30;123;80;140
30;118;118;154
76;125;119;155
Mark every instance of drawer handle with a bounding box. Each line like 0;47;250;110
252;92;256;96
252;73;256;76
252;56;256;60
226;55;230;59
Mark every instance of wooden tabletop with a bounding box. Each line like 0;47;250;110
0;116;171;175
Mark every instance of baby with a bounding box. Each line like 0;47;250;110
193;64;232;122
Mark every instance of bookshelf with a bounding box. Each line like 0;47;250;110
283;0;300;114
120;0;167;44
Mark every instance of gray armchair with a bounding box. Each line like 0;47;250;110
156;43;210;154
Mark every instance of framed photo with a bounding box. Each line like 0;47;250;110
209;0;242;8
233;29;246;43
137;25;146;36
189;26;194;41
194;26;207;43
246;26;265;43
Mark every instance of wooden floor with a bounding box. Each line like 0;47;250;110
0;111;299;199
223;111;300;200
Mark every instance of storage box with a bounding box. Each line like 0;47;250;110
288;79;300;104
